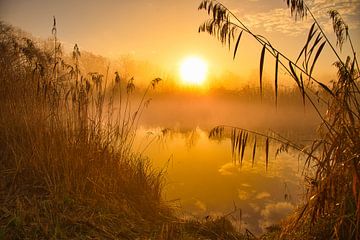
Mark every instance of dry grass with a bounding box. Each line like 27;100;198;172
0;21;173;239
0;20;252;240
199;0;359;239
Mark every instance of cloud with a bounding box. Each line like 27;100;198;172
249;202;261;212
258;201;294;231
218;162;238;175
242;8;311;36
238;189;251;200
255;191;271;199
231;9;240;15
194;199;207;212
238;0;360;36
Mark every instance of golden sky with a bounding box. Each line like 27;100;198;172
1;0;359;84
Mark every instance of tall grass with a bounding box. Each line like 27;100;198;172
0;21;172;239
198;0;359;239
0;20;254;240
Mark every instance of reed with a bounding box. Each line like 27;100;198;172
0;20;173;239
199;0;359;239
0;20;254;240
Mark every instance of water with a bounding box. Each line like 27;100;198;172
136;127;306;234
128;90;322;234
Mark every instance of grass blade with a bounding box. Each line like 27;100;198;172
296;22;317;64
275;53;279;107
289;62;306;106
259;44;266;99
289;62;300;87
228;32;231;50
265;138;269;171
240;132;248;165
252;137;256;168
233;30;243;60
305;33;322;72
300;73;305;106
318;81;334;96
238;131;243;163
231;129;235;157
309;41;326;76
235;130;240;159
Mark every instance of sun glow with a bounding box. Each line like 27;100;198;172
180;56;208;85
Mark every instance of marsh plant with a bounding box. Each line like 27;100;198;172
0;20;172;239
199;0;359;239
0;18;260;240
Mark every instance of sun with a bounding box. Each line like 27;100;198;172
179;56;208;85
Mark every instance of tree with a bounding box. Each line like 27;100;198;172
198;0;359;239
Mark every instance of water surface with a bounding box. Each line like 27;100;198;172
137;127;306;234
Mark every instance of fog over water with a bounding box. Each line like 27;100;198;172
132;89;322;234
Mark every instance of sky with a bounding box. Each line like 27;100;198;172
1;0;359;85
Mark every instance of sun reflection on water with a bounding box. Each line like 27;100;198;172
135;127;305;234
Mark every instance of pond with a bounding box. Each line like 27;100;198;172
133;92;321;234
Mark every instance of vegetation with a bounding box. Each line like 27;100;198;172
199;0;359;239
0;20;256;239
0;19;177;239
1;0;358;238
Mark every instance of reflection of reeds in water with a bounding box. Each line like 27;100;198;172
199;0;359;239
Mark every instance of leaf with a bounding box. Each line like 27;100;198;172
265;138;269;171
275;53;279;107
300;73;305;106
317;81;334;96
351;58;355;75
289;62;300;87
252;138;256;168
285;0;306;20
238;131;243;162
228;32;231;50
233;30;243;60
260;44;266;98
296;22;317;64
309;41;326;76
198;1;203;10
289;62;306;103
307;22;317;41
213;4;217;20
208;1;213;14
305;33;322;72
231;129;236;157
235;130;240;156
240;133;248;165
309;33;323;55
220;22;229;44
